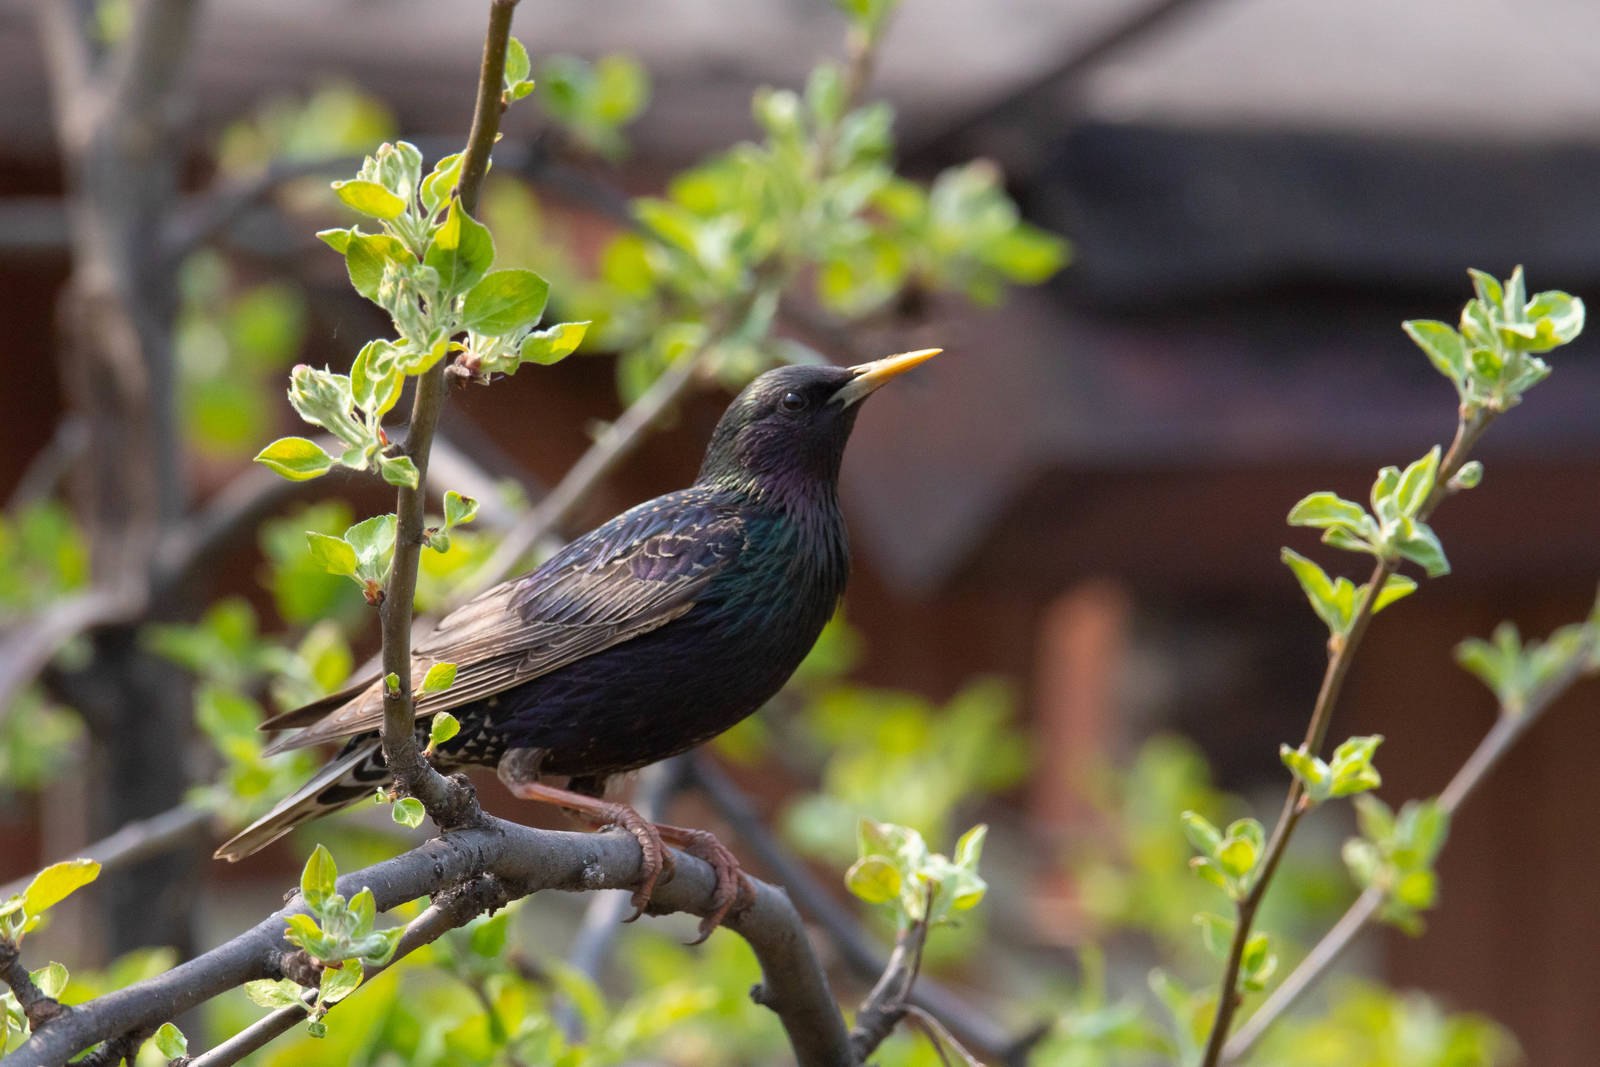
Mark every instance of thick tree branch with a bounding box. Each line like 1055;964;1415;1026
1199;408;1498;1065
7;815;854;1067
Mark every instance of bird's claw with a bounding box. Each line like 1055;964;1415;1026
603;803;672;922
659;824;754;943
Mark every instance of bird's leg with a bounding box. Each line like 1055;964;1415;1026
498;776;671;921
496;749;750;938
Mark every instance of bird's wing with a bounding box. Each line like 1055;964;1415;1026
260;495;746;753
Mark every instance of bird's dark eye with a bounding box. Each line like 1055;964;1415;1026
779;391;807;413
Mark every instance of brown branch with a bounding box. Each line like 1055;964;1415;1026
376;0;520;820
0;940;65;1032
7;816;853;1067
849;908;930;1061
0;804;212;901
1221;611;1600;1062
1198;407;1497;1066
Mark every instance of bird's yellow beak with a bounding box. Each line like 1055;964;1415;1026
831;348;942;407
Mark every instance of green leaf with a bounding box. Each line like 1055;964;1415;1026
378;454;419;489
392;797;425;828
1180;811;1222;856
316;228;354;254
505;37;532;87
350;340;403;418
305;532;359;578
245;978;307;1010
1396;521;1451;577
255;437;336;482
31;961;67;998
1372;573;1417;614
1452;461;1483;490
424;198;494;299
1467;268;1504;308
422;665;457;695
344;233;409;304
1394;447;1441;517
953;823;987;871
348;887;376;937
1217;837;1257;879
319;960;362;1005
22;859;101;917
1523;290;1585;351
462;269;550;336
153;1021;188;1059
1403;320;1467;384
1281;548;1350;636
300;845;338;912
1194;912;1233;959
1280;743;1330;800
443;491;478;529
283;913;325;953
420;153;464;218
1287;492;1369;530
427;711;460;750
519;321;590;366
844;855;902;904
332;179;407;220
345;514;397;577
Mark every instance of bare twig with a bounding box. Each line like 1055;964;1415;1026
8;815;853;1067
849;908;930;1061
376;0;520;820
0;588;141;719
461;347;707;601
1222;615;1600;1062
1199;409;1496;1065
0;804;212;901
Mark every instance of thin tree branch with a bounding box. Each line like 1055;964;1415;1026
459;342;708;602
905;0;1220;161
0;804;212;901
7;815;853;1067
1221;616;1600;1062
1198;408;1497;1066
0;589;142;718
0;940;65;1031
376;0;519;820
849;912;930;1061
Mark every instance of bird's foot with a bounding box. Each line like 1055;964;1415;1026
500;776;750;939
655;823;754;943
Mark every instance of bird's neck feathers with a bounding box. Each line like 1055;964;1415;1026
695;413;858;513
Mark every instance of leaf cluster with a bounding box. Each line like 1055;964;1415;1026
1279;734;1383;806
844;819;988;931
1341;797;1450;935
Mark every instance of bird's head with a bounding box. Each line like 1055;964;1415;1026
696;348;941;496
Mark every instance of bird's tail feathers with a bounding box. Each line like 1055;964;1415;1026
213;739;390;862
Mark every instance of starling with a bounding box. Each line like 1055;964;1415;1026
216;347;940;932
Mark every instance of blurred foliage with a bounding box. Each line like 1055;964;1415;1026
537;54;651;160
176;252;308;459
1256;981;1518;1067
0;501;89;619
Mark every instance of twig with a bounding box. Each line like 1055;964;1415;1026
0;804;212;901
0;939;64;1031
1221;618;1600;1061
7;814;853;1067
376;0;519;820
849;909;930;1061
162;154;363;262
5;418;89;510
0;588;141;720
460;347;707;602
905;0;1218;160
189;878;507;1067
687;754;1042;1063
1198;409;1496;1066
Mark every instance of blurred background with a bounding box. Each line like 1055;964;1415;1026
1;0;1598;1064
